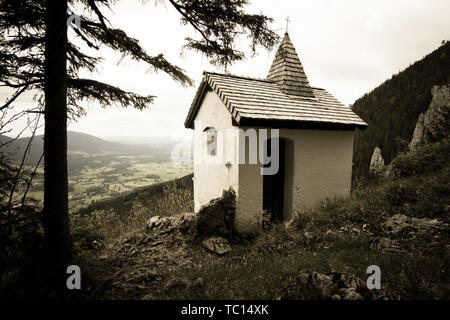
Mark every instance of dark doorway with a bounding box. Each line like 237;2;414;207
263;138;285;223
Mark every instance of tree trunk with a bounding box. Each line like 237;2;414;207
43;0;73;271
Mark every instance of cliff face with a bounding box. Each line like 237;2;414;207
352;41;450;179
409;84;450;151
368;84;449;178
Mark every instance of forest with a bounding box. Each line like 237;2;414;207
352;41;450;180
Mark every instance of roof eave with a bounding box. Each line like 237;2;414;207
184;79;210;129
238;117;368;130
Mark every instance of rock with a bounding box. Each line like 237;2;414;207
381;214;447;236
381;214;412;235
298;271;369;300
369;147;387;176
196;188;236;236
340;288;363;300
146;212;197;235
409;84;450;151
312;273;334;297
409;113;426;151
376;237;399;250
202;236;231;255
411;217;445;229
147;216;162;229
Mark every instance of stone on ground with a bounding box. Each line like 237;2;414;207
202;237;231;255
146;212;197;235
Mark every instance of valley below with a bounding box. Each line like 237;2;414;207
1;131;192;211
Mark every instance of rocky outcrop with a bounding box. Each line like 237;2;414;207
381;214;447;236
373;214;449;255
369;147;386;176
196;188;236;236
146;212;197;235
409;84;450;151
298;272;370;300
202;237;231;255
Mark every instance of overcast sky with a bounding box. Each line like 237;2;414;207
2;0;450;142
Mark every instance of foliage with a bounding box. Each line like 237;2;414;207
0;0;279;116
352;41;450;180
1;0;277;291
0;156;48;299
72;174;193;243
391;138;449;176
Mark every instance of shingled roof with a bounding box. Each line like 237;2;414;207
267;33;315;98
184;33;368;130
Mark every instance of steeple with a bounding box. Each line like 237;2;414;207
267;32;315;98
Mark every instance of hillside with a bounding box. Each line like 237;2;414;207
0;131;192;211
65;139;449;300
352;41;450;179
0;131;173;166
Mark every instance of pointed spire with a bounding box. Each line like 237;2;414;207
267;32;315;98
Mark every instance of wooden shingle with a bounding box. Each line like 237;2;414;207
184;72;367;129
267;32;315;98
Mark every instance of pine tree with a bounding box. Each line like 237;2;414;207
0;0;278;288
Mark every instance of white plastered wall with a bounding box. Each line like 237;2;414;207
192;90;239;212
235;128;355;234
280;129;355;210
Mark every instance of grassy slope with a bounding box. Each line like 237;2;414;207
158;140;449;300
71;174;193;249
76;141;449;300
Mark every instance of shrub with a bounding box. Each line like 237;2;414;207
392;138;449;176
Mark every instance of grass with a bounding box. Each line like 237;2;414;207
149;139;450;300
73;139;449;300
151;227;449;300
71;173;193;247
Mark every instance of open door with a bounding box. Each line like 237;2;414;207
263;138;285;223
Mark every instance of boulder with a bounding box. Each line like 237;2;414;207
146;212;197;235
369;147;386;176
202;236;231;255
196;188;236;236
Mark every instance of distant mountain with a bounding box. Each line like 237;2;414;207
352;41;450;180
0;131;174;168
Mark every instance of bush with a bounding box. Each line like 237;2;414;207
386;182;418;205
392;138;449;176
72;174;194;244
